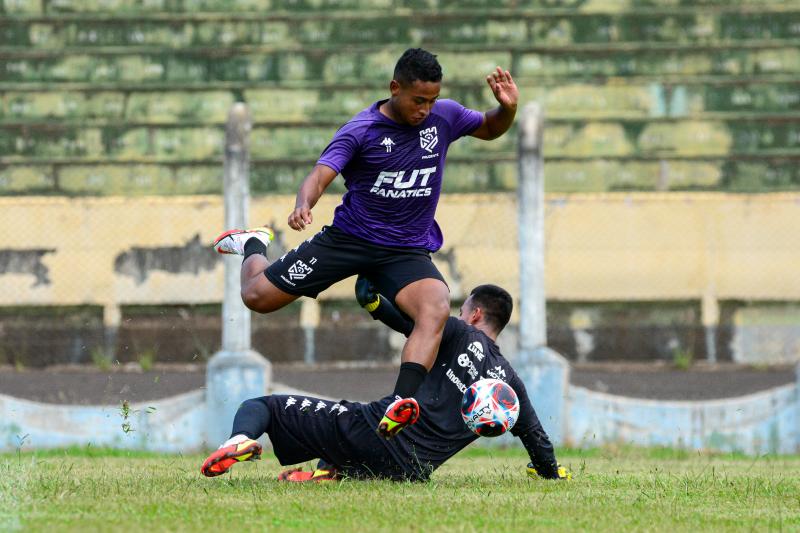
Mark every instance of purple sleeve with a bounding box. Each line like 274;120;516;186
317;122;364;174
436;99;484;139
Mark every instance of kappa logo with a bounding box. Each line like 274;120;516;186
285;396;297;409
315;401;327;412
329;403;349;415
299;398;313;412
380;137;395;153
287;258;316;280
419;126;438;153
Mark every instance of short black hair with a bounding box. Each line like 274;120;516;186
468;284;513;332
393;48;443;85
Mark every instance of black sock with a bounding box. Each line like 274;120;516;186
230;397;272;440
367;295;414;336
243;237;267;260
392;362;428;398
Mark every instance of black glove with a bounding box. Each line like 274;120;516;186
355;275;380;311
527;462;571;480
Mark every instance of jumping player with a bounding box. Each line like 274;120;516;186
200;282;569;482
212;48;519;438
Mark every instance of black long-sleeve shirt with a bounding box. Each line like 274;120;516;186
363;316;559;480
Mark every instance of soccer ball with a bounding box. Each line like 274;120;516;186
460;378;519;437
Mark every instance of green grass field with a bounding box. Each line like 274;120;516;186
2;446;799;532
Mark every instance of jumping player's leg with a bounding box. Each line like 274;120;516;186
215;225;359;313
374;278;449;438
240;254;298;313
394;277;450;372
213;227;299;314
367;253;450;438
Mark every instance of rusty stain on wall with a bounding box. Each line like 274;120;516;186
0;249;56;287
114;234;218;284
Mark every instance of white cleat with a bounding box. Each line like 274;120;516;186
212;227;274;255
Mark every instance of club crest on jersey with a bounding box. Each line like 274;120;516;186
419;126;438;153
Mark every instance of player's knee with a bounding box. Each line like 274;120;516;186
417;296;450;327
239;397;263;410
241;287;271;313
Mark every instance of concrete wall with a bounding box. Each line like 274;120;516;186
519;347;800;455
2;1;800;364
3;192;800;363
0;390;207;453
5;192;800;308
567;383;800;454
4;364;797;455
1;2;799;195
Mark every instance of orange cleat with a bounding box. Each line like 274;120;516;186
376;397;420;439
201;437;262;477
277;467;339;483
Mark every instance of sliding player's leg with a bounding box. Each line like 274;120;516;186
201;394;391;480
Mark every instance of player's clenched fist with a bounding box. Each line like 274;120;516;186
288;205;313;231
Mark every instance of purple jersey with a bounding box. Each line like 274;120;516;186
317;98;484;251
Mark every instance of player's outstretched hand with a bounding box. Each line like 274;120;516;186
526;462;572;481
486;66;519;111
288;205;313;231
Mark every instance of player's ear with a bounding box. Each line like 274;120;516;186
470;306;483;325
389;79;401;96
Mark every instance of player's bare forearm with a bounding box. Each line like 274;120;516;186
288;164;338;231
296;165;336;210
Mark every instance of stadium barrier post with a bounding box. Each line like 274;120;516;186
300;299;319;364
702;290;718;363
517;102;569;444
102;303;121;362
205;103;272;446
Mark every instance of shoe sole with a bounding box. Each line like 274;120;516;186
377;399;419;439
201;441;262;477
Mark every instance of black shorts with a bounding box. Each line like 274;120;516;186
265;225;446;302
261;394;408;480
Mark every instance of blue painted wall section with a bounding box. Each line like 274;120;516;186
0;390;206;453
205;349;272;446
2;361;797;454
567;382;799;454
519;346;570;444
